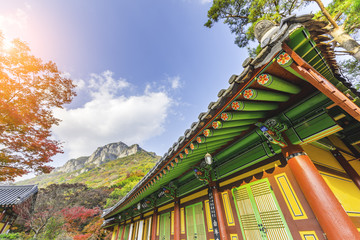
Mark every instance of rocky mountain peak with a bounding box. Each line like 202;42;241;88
54;141;146;173
85;142;143;166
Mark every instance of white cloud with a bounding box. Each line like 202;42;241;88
168;75;182;89
52;71;173;159
74;78;86;90
88;70;130;98
200;0;212;4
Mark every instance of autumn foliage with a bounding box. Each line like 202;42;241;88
0;33;76;181
15;183;112;239
61;206;100;234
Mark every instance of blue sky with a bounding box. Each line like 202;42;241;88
1;0;247;168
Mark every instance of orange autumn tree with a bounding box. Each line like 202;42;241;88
0;33;76;181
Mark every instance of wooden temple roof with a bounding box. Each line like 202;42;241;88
0;185;38;208
102;15;360;223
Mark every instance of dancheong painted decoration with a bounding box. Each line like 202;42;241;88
102;15;360;240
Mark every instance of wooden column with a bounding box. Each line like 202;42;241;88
174;199;180;240
151;208;158;240
331;150;360;190
210;183;229;240
282;144;360;240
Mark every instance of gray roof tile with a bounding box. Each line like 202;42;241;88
0;185;38;206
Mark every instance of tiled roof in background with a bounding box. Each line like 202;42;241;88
0;185;38;207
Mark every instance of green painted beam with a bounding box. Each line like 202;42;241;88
256;73;301;94
215;131;263;162
215;143;276;179
182;146;221;159
231;101;279;111
242;88;290;102
196;132;240;144
190;141;225;151
285;111;339;145
280;92;330;122
212;119;257;129
203;126;249;137
221;111;267;121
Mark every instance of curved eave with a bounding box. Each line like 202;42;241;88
103;22;360;220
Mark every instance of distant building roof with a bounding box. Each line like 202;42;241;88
0;185;38;207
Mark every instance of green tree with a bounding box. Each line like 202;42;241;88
0;33;76;181
205;0;360;61
0;233;21;240
340;59;360;88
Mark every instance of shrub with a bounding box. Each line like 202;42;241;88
0;233;21;240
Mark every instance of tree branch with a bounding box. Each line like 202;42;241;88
334;12;343;22
287;0;297;15
225;15;248;19
312;0;339;29
0;165;22;169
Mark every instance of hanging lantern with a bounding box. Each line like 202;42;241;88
204;152;213;165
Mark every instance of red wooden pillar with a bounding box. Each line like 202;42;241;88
282;144;360;240
151;208;158;240
210;183;229;240
174;199;180;240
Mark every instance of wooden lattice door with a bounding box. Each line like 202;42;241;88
159;212;171;240
123;224;130;240
185;202;207;240
117;225;124;240
232;179;293;240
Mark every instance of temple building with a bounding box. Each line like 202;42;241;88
0;185;38;234
102;16;360;240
